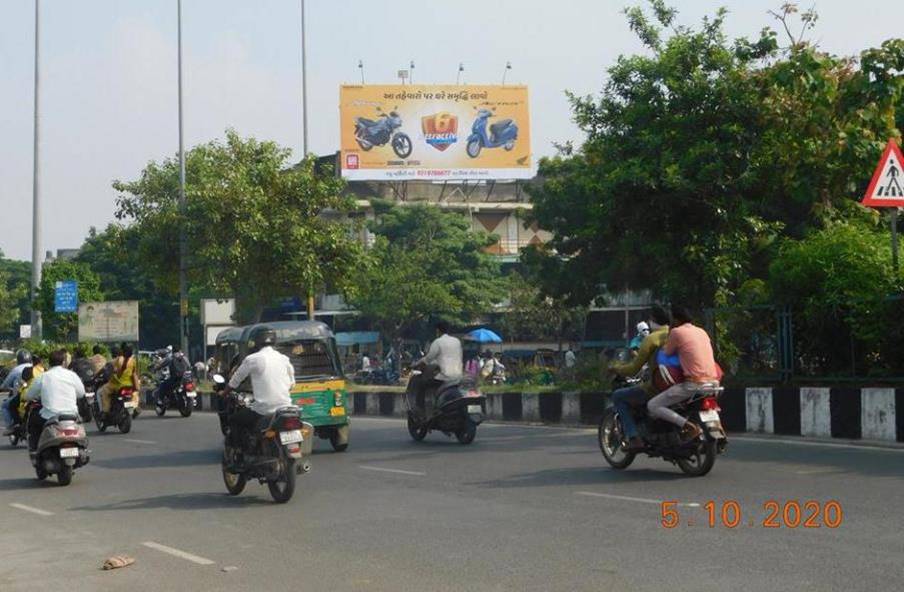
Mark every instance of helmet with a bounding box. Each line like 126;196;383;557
15;349;32;365
166;345;173;353
249;326;277;352
636;321;650;336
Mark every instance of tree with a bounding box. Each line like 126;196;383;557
499;272;586;351
0;252;29;338
35;259;103;342
527;2;903;309
114;130;363;322
350;204;509;339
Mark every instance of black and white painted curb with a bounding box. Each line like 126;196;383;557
346;387;904;443
143;387;904;443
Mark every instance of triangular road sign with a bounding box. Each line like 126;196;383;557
862;139;904;208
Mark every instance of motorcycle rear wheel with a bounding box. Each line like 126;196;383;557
598;410;636;470
9;433;19;447
267;459;296;503
407;415;428;442
57;465;73;486
329;425;349;452
455;419;477;445
118;413;132;434
179;402;192;417
677;441;717;477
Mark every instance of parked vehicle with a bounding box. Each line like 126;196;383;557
404;373;486;444
214;375;313;503
214;321;352;452
598;380;727;477
155;370;197;417
466;108;518;158
28;402;90;486
354;107;413;158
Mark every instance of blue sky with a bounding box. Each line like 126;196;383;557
1;0;901;261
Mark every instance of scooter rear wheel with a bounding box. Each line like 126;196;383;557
57;465;73;486
407;415;428;442
455;419;477;445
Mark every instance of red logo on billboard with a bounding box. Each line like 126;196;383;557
421;112;458;152
346;153;359;169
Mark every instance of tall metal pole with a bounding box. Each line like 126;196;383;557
893;208;900;275
30;0;42;341
301;0;315;321
177;0;189;353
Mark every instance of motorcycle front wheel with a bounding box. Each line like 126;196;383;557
222;451;247;495
677;440;717;477
267;458;296;503
598;410;636;470
392;133;413;158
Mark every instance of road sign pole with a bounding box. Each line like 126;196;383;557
30;0;42;341
893;208;900;275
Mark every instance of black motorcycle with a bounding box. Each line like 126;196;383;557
354;108;413;158
92;384;135;434
154;371;197;418
213;375;312;503
404;372;486;445
598;382;727;477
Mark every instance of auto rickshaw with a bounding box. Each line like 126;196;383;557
214;321;350;452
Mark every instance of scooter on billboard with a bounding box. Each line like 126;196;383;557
466;107;518;158
354;106;413;158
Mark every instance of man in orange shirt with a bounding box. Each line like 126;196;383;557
646;305;720;440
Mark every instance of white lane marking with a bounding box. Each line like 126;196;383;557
9;503;54;516
794;468;845;475
142;541;215;565
575;492;700;507
359;465;426;476
731;436;904;453
124;439;157;445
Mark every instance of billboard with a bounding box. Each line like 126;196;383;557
78;301;139;343
339;85;532;181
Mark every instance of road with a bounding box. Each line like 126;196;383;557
1;413;902;591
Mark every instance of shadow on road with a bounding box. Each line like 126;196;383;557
0;477;59;491
90;448;221;470
71;491;272;512
471;465;686;489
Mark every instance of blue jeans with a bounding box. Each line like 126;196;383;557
1;397;13;427
611;386;647;439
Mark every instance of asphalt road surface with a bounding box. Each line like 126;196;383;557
1;413;902;592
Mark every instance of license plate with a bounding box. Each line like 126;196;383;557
123;401;135;408
467;405;482;414
85;392;95;398
279;429;303;445
330;406;346;416
59;447;79;458
699;410;720;423
187;393;197;398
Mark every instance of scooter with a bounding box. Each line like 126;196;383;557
213;375;313;504
28;403;90;486
466;108;518;158
354;107;413;158
404;371;486;445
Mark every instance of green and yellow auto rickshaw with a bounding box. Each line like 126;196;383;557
215;321;350;452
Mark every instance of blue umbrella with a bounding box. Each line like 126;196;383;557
465;328;503;343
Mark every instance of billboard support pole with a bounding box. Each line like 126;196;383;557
358;60;365;84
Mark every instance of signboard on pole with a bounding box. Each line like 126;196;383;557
861;139;904;208
78;301;139;342
53;280;78;313
339;84;532;181
19;325;32;340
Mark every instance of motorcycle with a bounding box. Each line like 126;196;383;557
404;371;486;445
354;107;413;158
92;385;135;434
213;375;313;504
598;380;728;477
28;402;90;486
466;107;518;158
155;371;197;418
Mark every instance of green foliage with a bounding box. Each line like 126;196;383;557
499;271;586;346
0;251;29;337
35;260;103;342
350;204;508;338
18;340;111;362
114;130;363;323
528;2;903;312
769;215;904;374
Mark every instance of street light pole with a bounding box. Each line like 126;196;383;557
177;0;189;353
30;0;42;341
301;0;315;321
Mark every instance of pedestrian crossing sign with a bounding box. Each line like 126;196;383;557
861;139;904;208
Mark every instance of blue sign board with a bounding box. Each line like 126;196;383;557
54;280;78;313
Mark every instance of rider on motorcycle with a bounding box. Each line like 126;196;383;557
24;349;86;451
220;326;295;457
408;321;463;419
1;350;33;435
645;305;720;441
98;343;141;417
609;305;671;451
155;345;191;407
